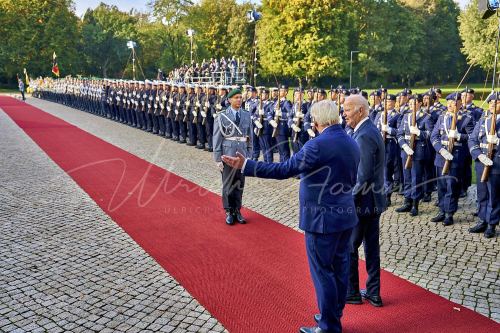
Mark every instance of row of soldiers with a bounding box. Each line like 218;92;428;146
31;78;498;238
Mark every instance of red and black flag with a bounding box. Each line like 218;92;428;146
52;52;60;77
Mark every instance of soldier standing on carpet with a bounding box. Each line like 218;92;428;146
213;88;253;226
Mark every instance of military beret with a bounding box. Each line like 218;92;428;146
227;88;242;98
387;94;397;101
446;92;461;101
486;92;500;102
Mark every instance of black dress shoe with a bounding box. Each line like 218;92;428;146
345;293;363;304
395;199;412;213
484;225;496;238
225;211;234;225
473;210;479;217
196;145;205;149
459;190;467;198
208;148;214;152
443;213;454;226
299;327;329;333
360;289;383;307
431;211;445;223
422;193;431;202
469;222;487;233
234;210;246;224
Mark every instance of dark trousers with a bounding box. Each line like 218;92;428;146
188;121;197;144
401;153;425;200
259;134;273;162
252;129;261;159
348;215;381;297
158;115;166;135
384;139;398;194
276;134;290;162
305;229;353;333
20;90;25;100
221;163;245;211
487;172;500;225
437;167;463;214
197;121;207;146
475;162;489;222
206;117;214;149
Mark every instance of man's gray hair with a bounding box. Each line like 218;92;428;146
345;94;370;117
310;100;339;126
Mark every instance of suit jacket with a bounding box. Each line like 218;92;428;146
243;124;360;234
352;119;387;217
213;107;253;163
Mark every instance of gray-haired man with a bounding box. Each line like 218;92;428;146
213;88;253;225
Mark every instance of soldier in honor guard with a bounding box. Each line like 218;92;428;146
369;90;383;122
132;81;140;128
151;81;160;135
204;85;217;152
186;84;197;146
213;88;253;225
290;87;310;154
157;81;167;136
396;94;432;216
468;92;499;238
374;94;400;206
430;93;475;226
244;87;261;160
256;88;274;162
215;86;230;115
162;82;172;138
145;80;155;133
177;83;188;143
268;85;292;162
194;84;206;149
421;90;441;202
168;83;179;140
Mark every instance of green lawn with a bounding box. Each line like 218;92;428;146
0;88;18;93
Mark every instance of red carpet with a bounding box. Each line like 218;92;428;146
1;96;498;333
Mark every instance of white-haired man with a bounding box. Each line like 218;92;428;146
343;94;386;307
222;100;360;333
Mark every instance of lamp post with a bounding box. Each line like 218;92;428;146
126;41;137;80
247;9;262;86
187;28;195;65
349;50;360;89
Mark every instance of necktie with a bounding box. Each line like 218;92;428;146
235;110;240;126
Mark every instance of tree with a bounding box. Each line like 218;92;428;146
257;0;351;84
459;0;499;71
80;4;138;78
0;0;81;83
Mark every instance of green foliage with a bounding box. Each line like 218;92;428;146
459;0;499;71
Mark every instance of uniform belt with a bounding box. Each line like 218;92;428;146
225;137;247;142
404;135;420;141
441;140;462;147
385;135;395;139
480;143;495;149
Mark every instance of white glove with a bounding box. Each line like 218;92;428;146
381;124;389;133
307;128;316;138
439;148;453;161
254;120;263;129
269;119;278;128
217;162;224;172
487;134;500;145
402;144;414;156
291;124;301;132
448;129;460;140
409;126;421;136
478;154;493;166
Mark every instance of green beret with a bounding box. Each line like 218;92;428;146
227;88;242;99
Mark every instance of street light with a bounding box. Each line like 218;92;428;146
127;41;137;80
349;50;360;89
187;28;195;65
247;9;262;86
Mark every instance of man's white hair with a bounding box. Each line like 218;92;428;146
345;94;369;117
310;100;339;126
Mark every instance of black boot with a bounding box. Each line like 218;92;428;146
484;225;496;238
386;194;392;207
469;221;487;233
443;213;454;226
396;198;412;213
225;209;234;225
410;199;419;216
422;193;431;202
431;211;445;223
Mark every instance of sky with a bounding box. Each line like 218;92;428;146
73;0;471;17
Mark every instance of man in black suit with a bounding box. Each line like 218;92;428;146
343;94;386;307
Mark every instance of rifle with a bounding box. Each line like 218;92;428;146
183;92;190;122
404;97;417;169
193;87;199;124
271;94;281;138
481;94;498;182
254;90;264;137
382;92;388;142
175;92;181;122
202;85;209;125
442;93;459;175
292;85;303;143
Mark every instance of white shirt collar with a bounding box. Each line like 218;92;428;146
353;116;369;133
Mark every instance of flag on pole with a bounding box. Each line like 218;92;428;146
52;52;60;77
23;68;29;87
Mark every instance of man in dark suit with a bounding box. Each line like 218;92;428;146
343;95;386;307
222;100;360;333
